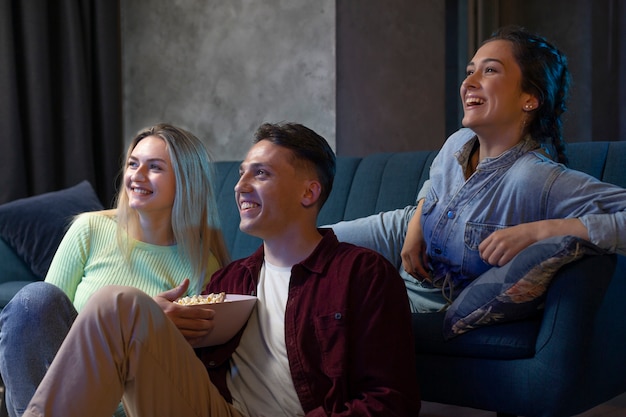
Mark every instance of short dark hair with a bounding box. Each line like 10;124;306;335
254;122;336;209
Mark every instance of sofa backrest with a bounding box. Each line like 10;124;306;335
213;140;625;261
567;141;626;188
213;151;438;260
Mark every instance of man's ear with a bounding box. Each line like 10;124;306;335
301;180;322;208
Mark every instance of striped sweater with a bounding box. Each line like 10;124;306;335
45;212;219;312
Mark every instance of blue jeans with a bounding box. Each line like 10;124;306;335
326;206;447;313
0;282;77;417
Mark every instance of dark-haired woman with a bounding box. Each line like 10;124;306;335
330;26;626;312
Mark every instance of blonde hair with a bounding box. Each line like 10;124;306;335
113;123;230;292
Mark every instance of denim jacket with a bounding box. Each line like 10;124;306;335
420;128;626;295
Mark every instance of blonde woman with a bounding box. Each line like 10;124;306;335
0;123;229;417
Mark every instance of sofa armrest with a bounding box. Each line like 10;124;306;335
528;253;623;411
0;238;39;286
535;253;617;354
0;238;40;308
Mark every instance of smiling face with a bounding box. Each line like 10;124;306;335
460;39;538;143
234;140;317;241
124;135;176;219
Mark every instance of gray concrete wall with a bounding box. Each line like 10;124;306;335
121;1;336;160
121;0;449;160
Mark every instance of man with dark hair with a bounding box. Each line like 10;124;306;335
23;122;420;417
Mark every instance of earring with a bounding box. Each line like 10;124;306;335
524;104;534;111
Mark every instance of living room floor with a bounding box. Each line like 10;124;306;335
420;392;626;416
1;385;625;416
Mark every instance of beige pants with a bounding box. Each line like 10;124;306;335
23;286;243;417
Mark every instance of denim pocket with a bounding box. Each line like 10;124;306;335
464;221;503;250
461;221;505;283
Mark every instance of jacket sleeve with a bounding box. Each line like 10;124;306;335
546;167;626;255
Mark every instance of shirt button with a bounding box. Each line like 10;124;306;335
334;312;342;320
208;361;216;367
447;211;455;219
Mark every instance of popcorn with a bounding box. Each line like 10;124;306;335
174;292;226;305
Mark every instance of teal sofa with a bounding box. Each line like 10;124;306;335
1;141;625;417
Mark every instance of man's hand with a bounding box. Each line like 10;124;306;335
154;279;216;348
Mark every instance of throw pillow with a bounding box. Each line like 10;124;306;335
0;181;104;279
443;235;606;340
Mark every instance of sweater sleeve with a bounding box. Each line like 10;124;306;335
44;213;93;302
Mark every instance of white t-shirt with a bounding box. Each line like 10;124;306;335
227;261;305;417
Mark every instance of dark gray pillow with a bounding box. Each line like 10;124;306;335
443;235;606;340
0;181;104;279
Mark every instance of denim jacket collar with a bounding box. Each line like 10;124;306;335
454;134;542;172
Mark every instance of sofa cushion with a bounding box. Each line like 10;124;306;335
0;181;104;279
413;311;540;359
0;236;38;278
340;152;435;221
0;237;39;303
443;235;606;339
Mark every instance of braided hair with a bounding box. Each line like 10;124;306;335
485;26;571;164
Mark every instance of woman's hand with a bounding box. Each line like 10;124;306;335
479;218;589;266
401;200;430;281
154;279;216;348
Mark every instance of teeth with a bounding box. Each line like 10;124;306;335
240;201;259;210
132;188;151;195
466;97;485;105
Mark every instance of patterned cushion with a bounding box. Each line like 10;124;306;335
443;235;606;339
